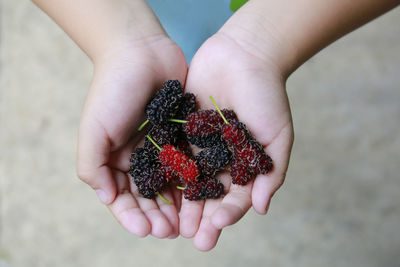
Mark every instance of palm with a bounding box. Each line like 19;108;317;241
78;36;187;238
180;33;294;250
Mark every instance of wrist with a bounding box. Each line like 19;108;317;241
218;1;298;80
220;0;399;80
34;0;167;64
92;31;171;67
88;1;168;64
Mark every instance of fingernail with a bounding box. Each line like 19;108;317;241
96;189;108;203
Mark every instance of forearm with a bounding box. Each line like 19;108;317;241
221;0;399;78
32;0;164;62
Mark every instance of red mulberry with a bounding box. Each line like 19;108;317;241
159;145;200;183
184;109;237;148
222;121;273;184
230;156;254;185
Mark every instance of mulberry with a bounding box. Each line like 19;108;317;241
186;133;224;149
145;80;184;125
144;123;180;155
184;109;237;148
221;121;249;149
159;145;200;183
194;144;231;177
222;121;273;184
176;93;197;120
230;156;254;185
183;176;224;200
129;148;161;198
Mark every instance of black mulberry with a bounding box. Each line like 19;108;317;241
194;144;231;177
129;147;167;198
176;93;197;120
183;176;224;200
145;80;184;125
144;123;180;156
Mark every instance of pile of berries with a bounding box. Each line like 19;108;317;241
129;80;273;201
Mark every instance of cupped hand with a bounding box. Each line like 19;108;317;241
77;34;187;239
180;32;294;251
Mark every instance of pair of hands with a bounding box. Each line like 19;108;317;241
77;26;294;251
33;0;397;252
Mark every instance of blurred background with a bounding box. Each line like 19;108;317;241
1;1;399;266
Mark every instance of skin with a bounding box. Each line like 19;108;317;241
32;0;399;251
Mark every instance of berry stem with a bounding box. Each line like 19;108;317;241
176;186;186;190
146;135;162;151
138;120;149;131
209;96;229;125
168;118;188;123
157;193;171;204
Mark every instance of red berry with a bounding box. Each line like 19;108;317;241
230;157;254;185
222;121;248;149
223;121;273;184
159;145;200;183
184;109;237;148
185;109;235;136
256;154;273;174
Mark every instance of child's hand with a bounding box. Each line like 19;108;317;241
77;36;187;238
180;32;294;251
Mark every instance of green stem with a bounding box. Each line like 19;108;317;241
157;193;171;205
138;120;149;131
176;186;186;190
146;135;162;151
209;96;229;124
168;118;188;123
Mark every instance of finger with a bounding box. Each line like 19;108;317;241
108;170;151;237
252;123;294;214
179;198;204;238
193;217;222;251
78;117;117;204
155;190;180;239
193;199;222;251
210;182;252;229
130;178;173;239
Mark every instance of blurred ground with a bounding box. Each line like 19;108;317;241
1;1;399;267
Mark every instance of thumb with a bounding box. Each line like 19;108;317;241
77;113;117;204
